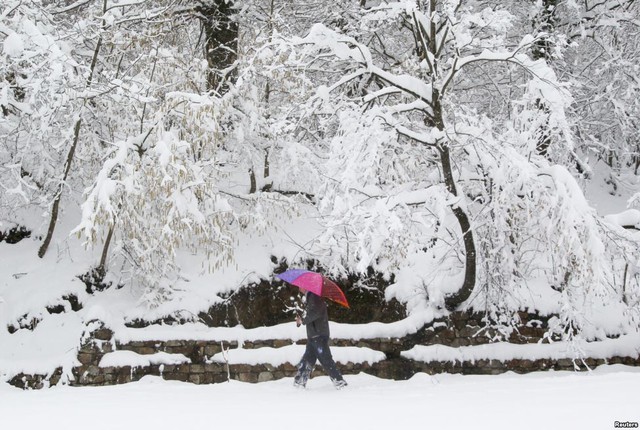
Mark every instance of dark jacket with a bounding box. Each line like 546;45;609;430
302;292;330;338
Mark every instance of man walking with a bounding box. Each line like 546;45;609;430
294;289;347;389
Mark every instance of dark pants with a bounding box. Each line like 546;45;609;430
295;336;343;383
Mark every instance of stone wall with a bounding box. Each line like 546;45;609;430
7;312;640;390
67;323;417;386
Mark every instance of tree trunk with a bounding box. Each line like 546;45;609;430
532;0;559;62
532;0;558;159
38;0;107;258
425;4;477;310
38;118;82;258
198;0;239;94
98;225;115;272
439;142;477;311
249;168;257;193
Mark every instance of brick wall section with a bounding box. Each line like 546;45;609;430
8;312;640;389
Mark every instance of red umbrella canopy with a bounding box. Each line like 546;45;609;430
276;269;350;308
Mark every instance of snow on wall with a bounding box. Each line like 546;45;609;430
403;334;640;363
112;312;437;344
0;313;84;382
99;351;190;368
210;344;386;366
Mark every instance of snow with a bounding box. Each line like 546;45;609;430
403;334;640;363
0;314;83;382
299;24;434;103
99;351;190;368
3;32;24;57
604;209;640;229
210;344;386;366
0;237;90;326
112;312;436;344
584;161;640;216
0;366;639;430
1;4;640;425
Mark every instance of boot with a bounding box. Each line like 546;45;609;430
331;377;348;390
293;362;312;388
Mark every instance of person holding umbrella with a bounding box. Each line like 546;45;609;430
276;269;349;390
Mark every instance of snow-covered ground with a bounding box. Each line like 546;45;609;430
1;366;639;430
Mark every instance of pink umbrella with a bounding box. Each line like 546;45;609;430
276;269;350;308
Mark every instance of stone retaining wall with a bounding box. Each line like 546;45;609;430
10;352;640;390
7;312;640;389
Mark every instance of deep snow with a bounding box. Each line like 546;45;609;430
1;366;639;430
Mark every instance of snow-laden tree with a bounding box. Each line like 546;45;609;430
74;120;236;304
232;0;370;195
64;1;224;301
3;0;640;331
519;0;640;180
0;1;81;236
266;0;640;339
276;1;558;308
0;0;197;258
35;0;219;259
568;1;640;181
68;0;303;304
